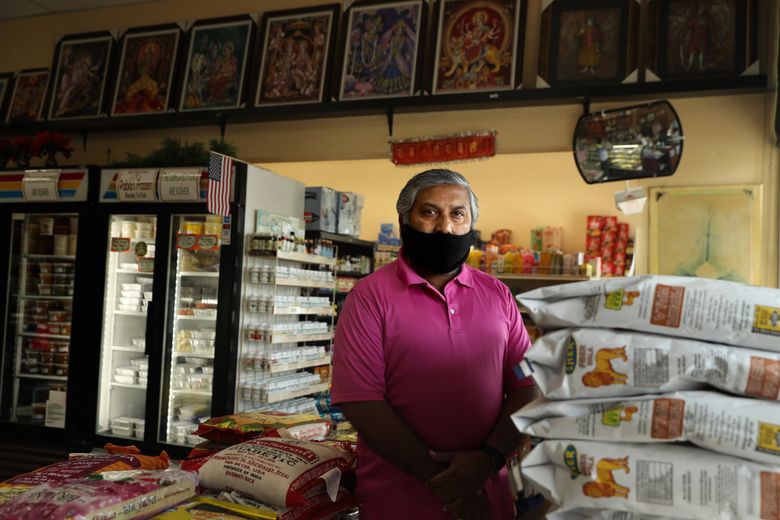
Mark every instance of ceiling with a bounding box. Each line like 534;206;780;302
0;0;157;21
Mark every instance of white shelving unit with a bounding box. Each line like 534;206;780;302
236;238;336;413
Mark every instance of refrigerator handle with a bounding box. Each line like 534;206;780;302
144;301;155;357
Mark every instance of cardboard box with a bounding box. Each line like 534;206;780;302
304;186;338;232
337;192;364;237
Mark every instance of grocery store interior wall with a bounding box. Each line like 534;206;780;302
0;0;777;285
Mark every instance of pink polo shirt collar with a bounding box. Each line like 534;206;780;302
395;247;474;288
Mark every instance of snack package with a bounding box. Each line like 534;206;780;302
195;438;355;508
0;445;169;503
214;487;359;520
546;508;685;520
518;275;780;352
0;469;196;520
522;439;780;519
195;411;330;445
154;497;276;519
512;390;780;465
527;328;780;400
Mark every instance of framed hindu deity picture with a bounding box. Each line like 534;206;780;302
0;72;12;122
6;69;50;123
255;5;339;107
430;0;526;95
48;32;114;120
646;0;757;81
111;24;182;116
178;16;255;112
537;0;638;88
338;0;427;101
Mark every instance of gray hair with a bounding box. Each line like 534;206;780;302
396;168;479;227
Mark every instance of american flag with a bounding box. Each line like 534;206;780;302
207;152;233;216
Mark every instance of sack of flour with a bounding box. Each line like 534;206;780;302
512;390;780;465
522;439;780;519
518;275;780;352
194;438;355;508
528;328;780;400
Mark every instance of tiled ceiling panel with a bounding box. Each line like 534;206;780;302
0;0;157;21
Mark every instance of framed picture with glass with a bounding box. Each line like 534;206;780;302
537;0;639;88
430;0;526;95
48;32;114;120
111;24;182;116
338;0;427;101
0;72;12;122
6;69;50;123
646;0;757;80
178;15;255;112
254;5;339;107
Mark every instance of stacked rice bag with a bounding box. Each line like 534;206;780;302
514;275;780;519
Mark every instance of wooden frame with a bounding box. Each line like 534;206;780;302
430;0;526;95
47;32;114;121
0;72;13;123
337;0;427;101
178;15;255;113
110;24;183;117
254;4;339;107
5;69;50;124
649;184;763;285
537;0;638;88
647;0;757;81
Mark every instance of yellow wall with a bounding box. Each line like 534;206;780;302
0;1;777;284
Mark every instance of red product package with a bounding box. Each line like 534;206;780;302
600;243;615;261
601;229;617;244
615;265;626;276
586;216;605;234
585;236;601;253
618;222;630;240
195;411;330;445
601;261;617;276
603;216;618;230
615;239;627;254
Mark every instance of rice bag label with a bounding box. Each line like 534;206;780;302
650;285;684;328
753;305;780;337
758;423;780;456
651;399;685;440
746;357;780;400
565;338;577;375
761;472;780;519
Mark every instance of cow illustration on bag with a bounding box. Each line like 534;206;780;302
582;456;631;498
582;347;629;387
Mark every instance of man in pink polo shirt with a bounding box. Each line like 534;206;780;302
332;169;537;519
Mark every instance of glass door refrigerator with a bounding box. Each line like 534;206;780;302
88;165;247;455
0;167;96;448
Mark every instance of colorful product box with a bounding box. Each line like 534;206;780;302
304;187;338;233
337;192;365;237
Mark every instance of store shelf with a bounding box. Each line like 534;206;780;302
179;271;220;278
336;271;369;278
171;389;212;397
305;230;375;249
277;251;336;266
17;373;67;381
271;331;333;344
267;355;332;374
110;382;147;390
493;274;590;282
275;278;335;290
274;307;333;316
115;310;148;317
97;429;139;440
23;254;76;261
20;332;70;340
176;314;217;321
19;295;72;300
112;345;145;352
173;351;214;359
265;381;330;404
116;269;153;275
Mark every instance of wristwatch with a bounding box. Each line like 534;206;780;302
478;443;505;473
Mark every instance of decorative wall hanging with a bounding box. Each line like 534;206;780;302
255;5;339;107
537;0;639;88
6;69;50;124
48;32;114;120
646;0;757;81
390;130;496;165
178;16;255;112
338;0;427;101
111;25;182;116
431;0;526;94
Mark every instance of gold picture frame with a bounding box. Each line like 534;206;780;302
649;184;762;284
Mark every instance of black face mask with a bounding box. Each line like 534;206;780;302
401;224;475;275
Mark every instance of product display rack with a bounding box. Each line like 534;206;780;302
235;236;336;414
306;230;374;310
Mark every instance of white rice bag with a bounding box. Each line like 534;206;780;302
546;508;686;519
518;275;780;352
512;390;780;465
528;328;780;400
522;439;780;519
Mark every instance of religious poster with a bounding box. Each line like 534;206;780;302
48;34;113;120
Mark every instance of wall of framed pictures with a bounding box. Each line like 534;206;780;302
0;0;765;126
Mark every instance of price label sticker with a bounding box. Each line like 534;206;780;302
134;241;148;257
176;234;198;250
111;237;131;252
23;170;60;201
197;235;219;250
138;258;155;273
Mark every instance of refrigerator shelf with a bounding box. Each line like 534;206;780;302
116;269;153;275
23;254;76;261
275;278;335;290
173;351;214;359
176;315;217;321
267;355;332;374
17;373;68;381
115;310;148;317
265;381;329;404
274;307;333;316
97;429;138;440
110;382;147;390
20;332;71;340
179;271;220;278
112;345;144;352
271;331;333;344
19;295;72;300
172;389;212;397
277;251;337;266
